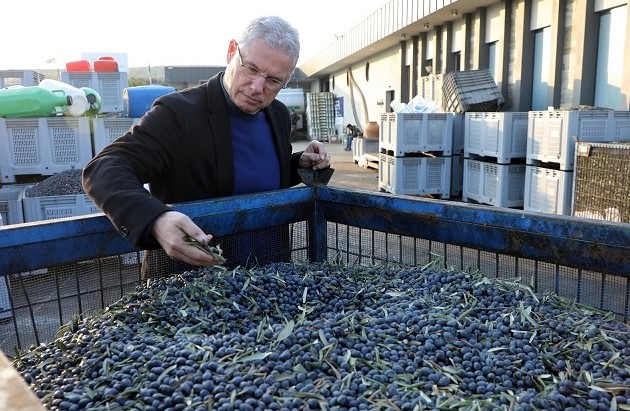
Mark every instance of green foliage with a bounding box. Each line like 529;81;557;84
127;76;150;87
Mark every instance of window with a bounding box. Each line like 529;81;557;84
488;42;497;80
453;52;461;72
594;6;627;109
531;27;551;110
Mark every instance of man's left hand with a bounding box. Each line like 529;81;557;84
300;141;330;170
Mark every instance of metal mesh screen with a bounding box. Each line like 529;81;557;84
2;219;628;355
573;142;630;223
1;253;145;354
326;222;630;322
0;223;309;354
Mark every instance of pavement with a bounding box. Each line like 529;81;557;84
292;137;380;192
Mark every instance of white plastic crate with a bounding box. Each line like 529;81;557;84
465;112;528;163
92;117;140;154
523;165;573;215
0;185;28;225
306;92;335;142
60;71;128;113
0;70;44;87
450;155;464;197
0;275;10;319
0;274;11;319
378;153;451;197
526;110;630;170
463;159;526;208
441;69;505;113
23;194;101;222
611;110;630;140
352;137;379;164
0;117;92;183
379;112;453;156
420;74;443;107
307;126;336;142
451;113;464;155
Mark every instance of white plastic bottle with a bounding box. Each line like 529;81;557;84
39;79;89;117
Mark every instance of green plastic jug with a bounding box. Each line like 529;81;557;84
81;87;102;116
0;86;72;118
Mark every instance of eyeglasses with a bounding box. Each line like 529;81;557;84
237;46;287;91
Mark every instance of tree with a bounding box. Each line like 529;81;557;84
128;76;150;87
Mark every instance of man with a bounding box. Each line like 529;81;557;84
82;16;330;269
344;123;358;151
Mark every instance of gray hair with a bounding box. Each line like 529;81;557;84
238;16;301;69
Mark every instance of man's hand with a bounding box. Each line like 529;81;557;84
299;140;331;170
151;211;224;266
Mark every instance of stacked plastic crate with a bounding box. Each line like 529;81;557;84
524;110;630;215
352;136;379;169
440;69;507;200
0;184;26;226
0;70;45;88
450;114;465;197
462;112;528;208
16;117;145;223
0;116;93;183
0;70;92;223
306;92;336;142
22;185;100;223
0;116;96;222
378;112;454;198
441;69;505;113
0;117;94;224
61;59;128;114
92;117;140;155
0;68;121;224
420;74;443;109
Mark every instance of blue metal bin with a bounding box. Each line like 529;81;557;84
0;186;629;353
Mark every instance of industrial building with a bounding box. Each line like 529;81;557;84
158;1;629;138
299;0;629;134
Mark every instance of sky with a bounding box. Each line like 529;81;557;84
1;0;390;70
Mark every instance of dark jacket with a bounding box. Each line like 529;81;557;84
82;73;303;249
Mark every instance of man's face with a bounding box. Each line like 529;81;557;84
224;39;294;115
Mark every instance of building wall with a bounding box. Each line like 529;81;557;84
305;0;630;114
328;47;400;132
562;0;585;107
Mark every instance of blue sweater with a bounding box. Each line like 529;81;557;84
225;104;287;267
229;106;281;195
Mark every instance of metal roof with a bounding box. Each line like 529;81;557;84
298;0;498;78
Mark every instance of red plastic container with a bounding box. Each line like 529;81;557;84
65;60;91;72
93;56;118;72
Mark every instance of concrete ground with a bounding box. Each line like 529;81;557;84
292;137;380;192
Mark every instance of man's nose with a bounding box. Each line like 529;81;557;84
249;76;266;92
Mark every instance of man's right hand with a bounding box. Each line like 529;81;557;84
151;211;224;266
